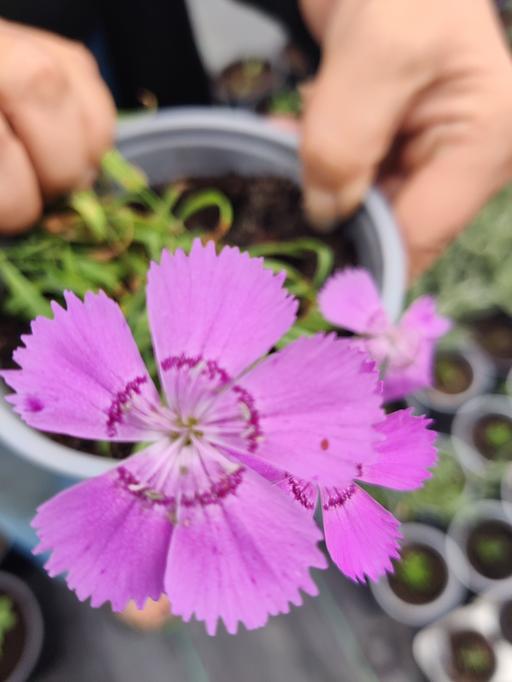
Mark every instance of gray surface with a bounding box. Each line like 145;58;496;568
4;551;425;682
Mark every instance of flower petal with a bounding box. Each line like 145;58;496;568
322;485;401;583
237;335;385;487
381;351;433;402
1;291;162;441
147;241;297;392
382;296;451;401
400;296;451;340
165;468;326;635
33;442;174;611
359;408;437;491
318;268;389;333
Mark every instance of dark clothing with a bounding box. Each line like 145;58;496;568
0;0;318;108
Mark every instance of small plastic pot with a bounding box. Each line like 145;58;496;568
447;500;512;594
0;571;43;682
0;108;405;484
369;523;467;627
413;594;512;682
451;395;512;479
408;341;496;434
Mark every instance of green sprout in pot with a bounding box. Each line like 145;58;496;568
0;596;17;656
214;59;278;104
449;630;496;682
395;548;432;591
466;519;512;581
388;543;448;605
473;413;512;462
434;351;473;395
474;535;509;564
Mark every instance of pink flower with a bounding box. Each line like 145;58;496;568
318;268;451;401
1;242;436;633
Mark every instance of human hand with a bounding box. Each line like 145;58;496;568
300;0;512;277
0;20;115;234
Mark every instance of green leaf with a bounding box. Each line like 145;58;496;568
248;238;334;288
0;255;52;319
70;190;108;240
176;189;233;235
101;149;148;192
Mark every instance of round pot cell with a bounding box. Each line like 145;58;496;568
370;523;467;627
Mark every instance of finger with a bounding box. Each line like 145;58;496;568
0;114;42;233
301;6;434;227
3;23;116;167
0;33;91;197
393;145;507;279
48;40;116;165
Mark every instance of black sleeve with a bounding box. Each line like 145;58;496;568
0;0;97;40
233;0;320;66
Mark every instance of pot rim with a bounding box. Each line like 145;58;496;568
369;522;467;627
0;107;405;480
0;571;44;682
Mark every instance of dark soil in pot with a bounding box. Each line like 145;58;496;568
499;598;512;644
387;542;448;605
448;630;496;682
466;519;512;580
177;174;357;279
0;173;358;460
0;316;26;371
472;413;512;461
0;589;28;681
434;351;474;395
472;311;512;366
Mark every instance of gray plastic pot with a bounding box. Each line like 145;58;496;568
369;523;467;628
447;500;512;594
0;107;405;483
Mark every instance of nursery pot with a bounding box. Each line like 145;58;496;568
369;523;466;628
447;500;512;594
0;108;405;483
0;571;43;682
408;341;496;434
451;395;512;479
414;605;504;682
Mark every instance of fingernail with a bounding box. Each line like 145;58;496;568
304;185;338;231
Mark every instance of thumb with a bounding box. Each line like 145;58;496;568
300;8;433;227
393;145;507;279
